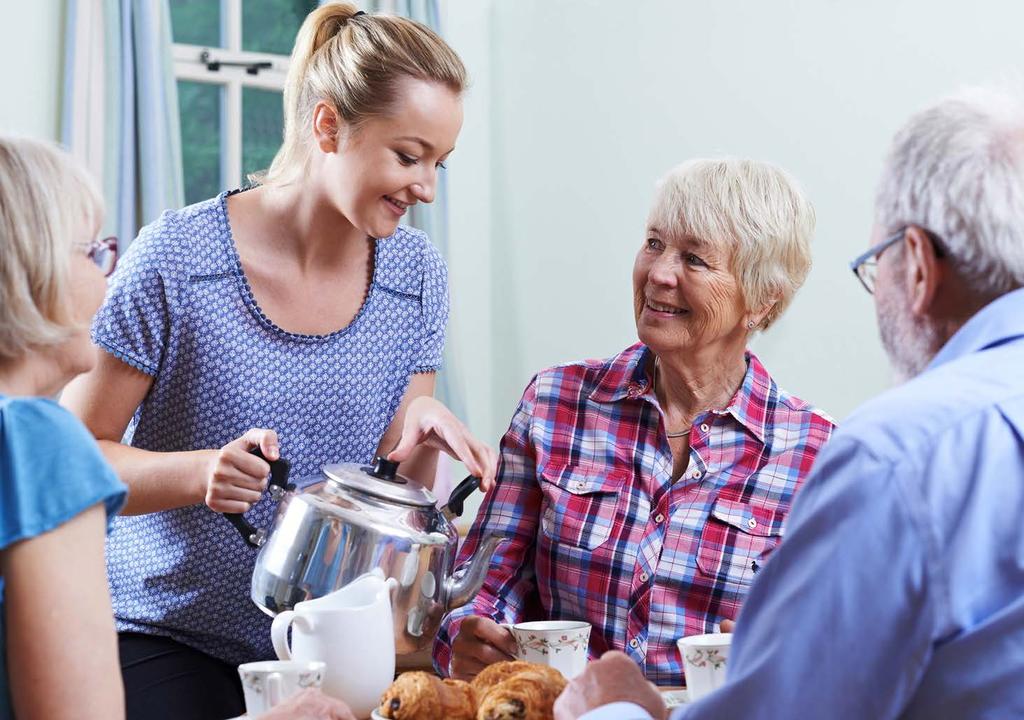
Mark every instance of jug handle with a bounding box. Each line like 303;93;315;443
223;447;293;548
441;475;482;520
271;610;296;660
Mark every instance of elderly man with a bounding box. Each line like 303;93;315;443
557;86;1024;719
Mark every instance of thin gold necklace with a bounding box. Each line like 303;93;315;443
653;356;690;438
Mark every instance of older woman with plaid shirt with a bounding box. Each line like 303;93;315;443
434;158;836;686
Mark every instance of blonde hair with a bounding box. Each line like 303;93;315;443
647;158;816;331
0;137;104;363
259;2;467;186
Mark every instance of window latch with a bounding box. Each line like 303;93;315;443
199;50;272;76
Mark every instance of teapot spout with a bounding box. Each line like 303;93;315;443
444;535;509;610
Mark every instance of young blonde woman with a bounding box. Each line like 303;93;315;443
62;4;493;717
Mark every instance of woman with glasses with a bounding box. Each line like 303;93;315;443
0;136;127;720
60;4;496;718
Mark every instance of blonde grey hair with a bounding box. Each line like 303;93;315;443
258;1;467;186
0;137;104;363
647;158;816;331
875;86;1024;299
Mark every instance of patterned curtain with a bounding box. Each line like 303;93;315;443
62;0;184;248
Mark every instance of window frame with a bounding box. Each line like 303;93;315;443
172;0;291;191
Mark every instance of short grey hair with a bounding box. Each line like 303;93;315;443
875;86;1024;298
0;137;104;363
647;158;816;330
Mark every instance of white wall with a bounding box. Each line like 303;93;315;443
444;0;1024;450
0;0;64;140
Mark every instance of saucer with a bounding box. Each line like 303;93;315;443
661;688;690;708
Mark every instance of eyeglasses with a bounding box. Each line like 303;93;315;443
76;235;118;277
849;226;946;295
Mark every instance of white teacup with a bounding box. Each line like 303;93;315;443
677;633;731;702
506;620;591;678
238;660;325;716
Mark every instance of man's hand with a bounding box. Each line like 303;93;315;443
720;619;736;633
554;652;668;720
449;616;518;680
254;688;356;720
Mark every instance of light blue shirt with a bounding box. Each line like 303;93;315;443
0;396;126;720
582;287;1024;720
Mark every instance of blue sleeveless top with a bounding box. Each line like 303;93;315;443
0;396;126;719
91;191;448;664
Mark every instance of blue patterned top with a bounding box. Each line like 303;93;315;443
92;190;449;664
1;396;126;720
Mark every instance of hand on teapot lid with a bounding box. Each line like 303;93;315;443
386;397;498;492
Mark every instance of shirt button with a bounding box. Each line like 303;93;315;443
629;638;640;648
700;423;709;433
747;518;757;529
654;513;665;524
691;469;701;479
640;572;649;582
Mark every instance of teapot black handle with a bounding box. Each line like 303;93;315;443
442;475;482;519
223;447;292;548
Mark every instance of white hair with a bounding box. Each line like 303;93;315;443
647;158;816;331
0;137;104;363
875;86;1024;298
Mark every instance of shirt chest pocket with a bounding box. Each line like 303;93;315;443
696;497;784;588
538;464;625;551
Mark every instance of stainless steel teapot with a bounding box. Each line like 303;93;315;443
224;453;506;654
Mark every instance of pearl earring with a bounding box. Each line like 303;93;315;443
747;320;755;329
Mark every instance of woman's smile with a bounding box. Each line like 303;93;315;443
644;298;690;318
383;194;411;216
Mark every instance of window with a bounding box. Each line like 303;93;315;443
170;0;318;204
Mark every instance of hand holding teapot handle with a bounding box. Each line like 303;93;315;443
218;431;292;547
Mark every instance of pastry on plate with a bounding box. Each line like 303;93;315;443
377;671;475;720
470;660;563;698
475;668;567;720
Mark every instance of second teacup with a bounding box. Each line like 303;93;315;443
237;659;325;716
677;632;731;702
506;620;591;679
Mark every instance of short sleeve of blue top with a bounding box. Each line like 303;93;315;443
90;190;450;665
0;395;127;720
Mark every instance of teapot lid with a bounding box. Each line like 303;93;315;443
322;457;437;508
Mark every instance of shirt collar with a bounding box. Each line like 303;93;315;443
721;352;772;445
590;343;773;445
928;287;1024;371
589;343;653;403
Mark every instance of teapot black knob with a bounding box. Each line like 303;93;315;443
370;456;400;481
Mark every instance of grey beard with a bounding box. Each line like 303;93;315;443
876;290;944;384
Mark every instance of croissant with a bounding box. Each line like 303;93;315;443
474;663;567;720
471;661;540;696
377;671;476;720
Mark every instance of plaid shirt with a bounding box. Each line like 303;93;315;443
433;343;835;684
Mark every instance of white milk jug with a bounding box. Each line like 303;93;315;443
271;570;398;718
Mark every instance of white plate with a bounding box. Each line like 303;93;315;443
662;689;690;708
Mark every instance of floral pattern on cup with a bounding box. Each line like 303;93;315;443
684;648;727;670
241;667;323;695
517;629;590;656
